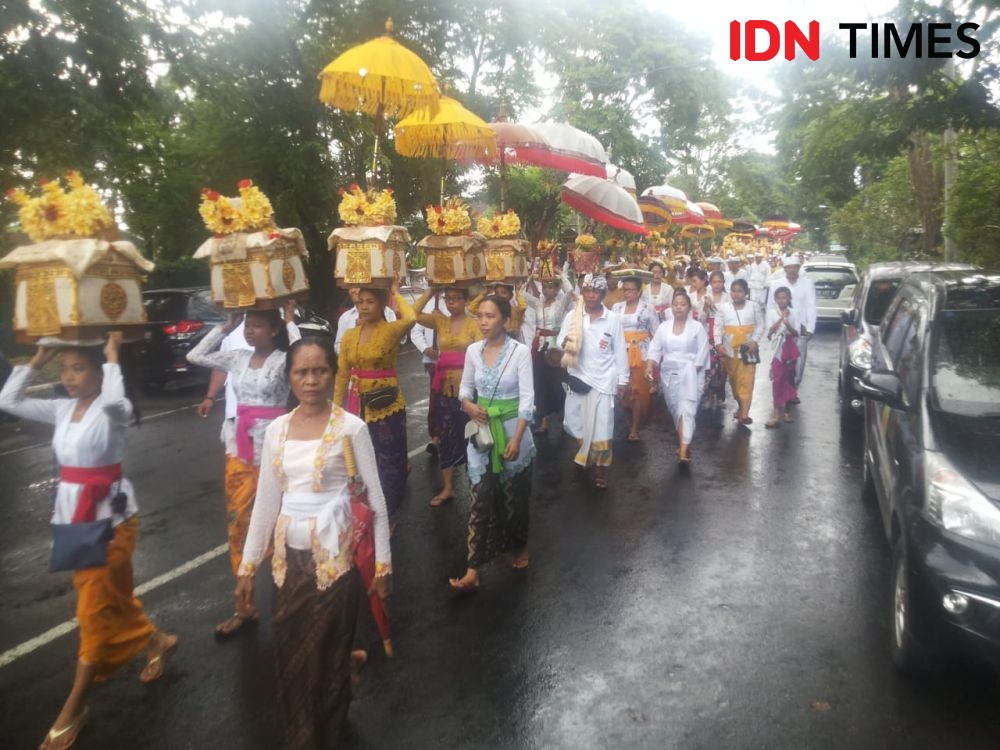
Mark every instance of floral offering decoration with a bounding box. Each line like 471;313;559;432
199;179;276;235
476;208;521;238
426;197;472;236
575;233;597;248
6;171;115;242
338;183;397;227
648;230;668;248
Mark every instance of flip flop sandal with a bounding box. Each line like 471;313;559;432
43;706;89;750
214;613;258;640
448;577;480;593
765;420;780;429
594;478;609;490
140;635;178;683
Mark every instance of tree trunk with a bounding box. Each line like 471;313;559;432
905;130;942;256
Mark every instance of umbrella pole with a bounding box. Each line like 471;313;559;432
371;104;384;188
440;157;446;205
499;150;507;211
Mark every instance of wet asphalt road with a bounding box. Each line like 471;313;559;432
1;329;999;749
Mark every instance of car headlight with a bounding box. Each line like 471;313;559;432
924;452;1000;547
849;337;872;369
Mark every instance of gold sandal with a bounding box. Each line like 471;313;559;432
140;634;178;683
43;706;88;750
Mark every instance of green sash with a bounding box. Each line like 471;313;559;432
477;395;520;473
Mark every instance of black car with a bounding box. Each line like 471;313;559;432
138;287;226;391
859;270;1000;673
839;262;978;423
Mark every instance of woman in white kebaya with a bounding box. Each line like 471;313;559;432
645;290;710;464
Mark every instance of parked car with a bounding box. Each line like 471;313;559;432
802;256;859;322
838;262;978;421
858;270;1000;673
138;287;226;391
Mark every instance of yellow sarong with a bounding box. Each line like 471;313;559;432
723;324;757;407
73;516;155;680
224;454;260;576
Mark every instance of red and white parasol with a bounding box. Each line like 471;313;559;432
529;122;608;177
561;175;647;235
606;163;637;194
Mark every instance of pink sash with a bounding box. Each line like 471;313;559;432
347;368;397;416
235;404;287;463
431;352;466;394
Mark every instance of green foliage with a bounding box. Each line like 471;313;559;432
147;257;208;290
829;156;924;266
946;131;1000;270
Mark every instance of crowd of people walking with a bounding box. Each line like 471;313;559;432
0;247;818;749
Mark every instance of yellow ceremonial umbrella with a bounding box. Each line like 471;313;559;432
395;94;497;203
318;18;440;177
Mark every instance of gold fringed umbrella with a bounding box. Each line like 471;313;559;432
318;18;440;179
395;95;497;203
318;18;439;118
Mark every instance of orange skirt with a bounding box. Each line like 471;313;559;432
73;516;155;680
224;455;260;576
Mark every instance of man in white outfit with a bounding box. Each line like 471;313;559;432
410;290;449;453
747;249;772;310
767;253;817;392
555;274;629;490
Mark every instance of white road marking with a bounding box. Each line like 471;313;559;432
0;542;227;669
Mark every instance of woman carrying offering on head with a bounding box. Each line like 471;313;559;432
187;301;300;637
0;334;178;749
333;284;416;521
612;276;660;442
413;285;482;507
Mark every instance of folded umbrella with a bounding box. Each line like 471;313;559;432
343;437;392;657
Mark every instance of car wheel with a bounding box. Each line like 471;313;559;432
890;539;933;675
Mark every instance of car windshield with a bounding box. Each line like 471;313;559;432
805;267;856;285
863;278;901;325
931;309;1000;414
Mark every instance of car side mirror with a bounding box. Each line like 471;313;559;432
857;369;907;410
841;309;855;325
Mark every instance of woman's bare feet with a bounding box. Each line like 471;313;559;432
350;649;368;691
429;491;453;507
448;568;480;591
215;610;257;638
140;631;178;683
512;551;530;570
